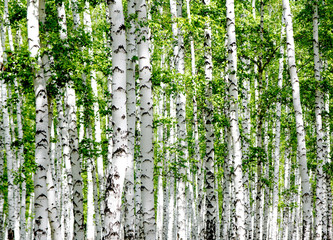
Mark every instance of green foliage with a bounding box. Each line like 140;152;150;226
8;0;26;27
0;48;35;93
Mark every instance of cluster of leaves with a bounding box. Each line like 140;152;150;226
0;49;35;94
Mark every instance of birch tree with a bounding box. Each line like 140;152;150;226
226;0;246;238
312;1;325;238
136;0;155;237
104;0;129;238
27;0;50;237
282;0;312;238
271;19;284;240
203;0;216;237
124;0;137;237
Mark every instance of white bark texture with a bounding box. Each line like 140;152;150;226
173;0;187;238
2;80;15;240
86;126;96;240
66;82;84;239
27;0;50;238
136;0;155;237
67;1;85;238
203;0;216;237
156;91;164;240
124;0;136;237
241;58;251;238
222;126;232;239
324;95;332;240
47;101;62;240
282;0;312;238
167;96;177;240
271;20;284;240
312;2;325;239
0;20;14;240
226;0;246;238
104;0;128;238
83;5;104;234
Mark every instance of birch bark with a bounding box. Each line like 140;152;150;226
282;0;312;238
312;2;325;238
27;0;50;237
226;0;246;238
104;0;128;238
136;0;155;236
271;20;284;240
174;0;188;237
68;1;85;237
1;74;15;240
83;6;104;234
203;0;216;237
124;0;136;237
0;18;15;240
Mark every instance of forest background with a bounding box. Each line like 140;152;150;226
0;0;332;239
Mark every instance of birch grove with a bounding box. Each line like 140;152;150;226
0;0;332;239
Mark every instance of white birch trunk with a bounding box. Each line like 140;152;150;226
222;126;232;239
324;95;332;240
17;84;26;240
255;3;265;238
65;2;85;238
173;0;187;237
136;0;155;237
167;96;177;240
47;164;62;240
135;102;144;240
1;79;15;240
27;0;50;237
282;0;312;238
66;82;84;239
47;101;62;240
226;0;246;238
241;58;251;239
156;90;164;240
203;0;216;237
124;0;136;237
168;6;178;238
83;6;104;235
86;126;95;240
271;20;285;240
56;92;73;240
104;0;128;238
27;193;34;240
0;20;15;240
312;2;325;239
4;1;27;237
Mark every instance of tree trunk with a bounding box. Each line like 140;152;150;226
124;0;136;237
312;1;325;239
104;0;129;238
271;20;285;240
27;0;50;237
282;0;312;238
136;0;155;237
226;0;246;238
203;0;216;237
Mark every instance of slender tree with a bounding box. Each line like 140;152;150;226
124;0;137;237
226;0;246;238
203;0;216;237
312;1;325;238
27;0;50;238
282;0;312;238
136;0;155;237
